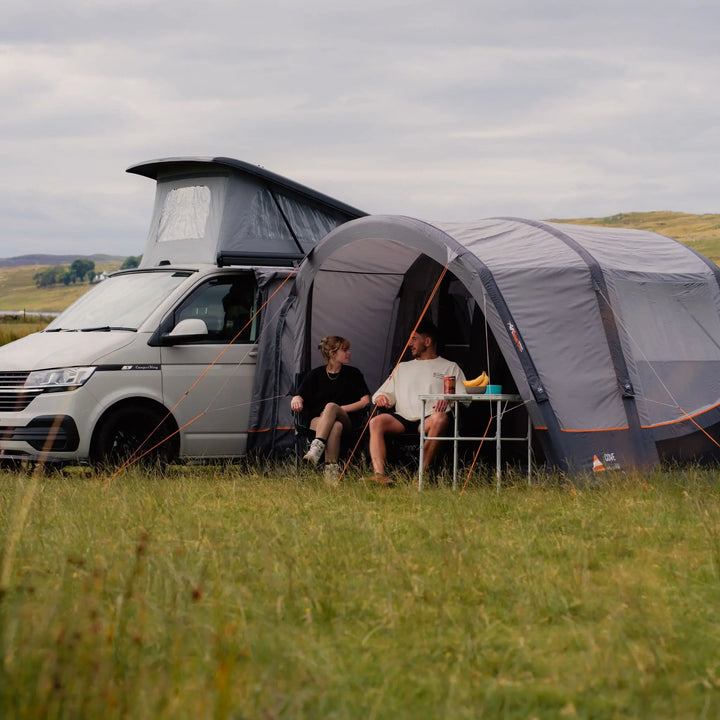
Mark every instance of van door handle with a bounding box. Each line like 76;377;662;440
247;349;258;359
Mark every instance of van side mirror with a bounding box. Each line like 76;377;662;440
161;318;209;345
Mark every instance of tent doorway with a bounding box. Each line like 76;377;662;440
387;256;540;472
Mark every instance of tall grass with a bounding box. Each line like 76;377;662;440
0;315;54;346
1;463;719;719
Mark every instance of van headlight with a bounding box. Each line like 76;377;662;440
25;367;97;389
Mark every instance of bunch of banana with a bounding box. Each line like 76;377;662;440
463;371;489;387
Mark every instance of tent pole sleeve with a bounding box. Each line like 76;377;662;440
459;256;567;469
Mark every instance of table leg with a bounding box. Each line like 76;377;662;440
495;399;502;492
527;414;532;486
452;406;459;490
418;398;426;491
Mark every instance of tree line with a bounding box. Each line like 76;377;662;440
33;256;141;288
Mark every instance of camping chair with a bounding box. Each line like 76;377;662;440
386;432;422;471
293;407;315;466
380;406;460;475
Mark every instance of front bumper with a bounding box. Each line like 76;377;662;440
0;415;80;457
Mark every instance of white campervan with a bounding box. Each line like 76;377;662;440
0;157;364;467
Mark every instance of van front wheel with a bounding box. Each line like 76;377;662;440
91;405;179;470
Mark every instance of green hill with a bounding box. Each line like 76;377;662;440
550;211;720;264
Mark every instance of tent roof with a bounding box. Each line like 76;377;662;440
301;214;715;277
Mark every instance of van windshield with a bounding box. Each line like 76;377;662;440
46;271;193;332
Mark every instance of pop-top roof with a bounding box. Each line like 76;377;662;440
128;156;366;268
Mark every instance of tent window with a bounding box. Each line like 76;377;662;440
618;280;720;362
233;189;299;254
616;279;720;425
157;186;211;243
275;193;342;253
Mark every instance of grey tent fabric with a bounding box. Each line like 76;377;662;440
246;268;297;455
251;214;720;473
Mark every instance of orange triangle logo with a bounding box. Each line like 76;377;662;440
592;455;605;472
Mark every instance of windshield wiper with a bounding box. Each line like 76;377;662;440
80;326;137;332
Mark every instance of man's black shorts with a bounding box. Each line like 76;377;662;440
377;407;452;433
386;411;420;434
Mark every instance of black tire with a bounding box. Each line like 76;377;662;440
91;405;179;470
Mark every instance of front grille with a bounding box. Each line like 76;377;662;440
0;372;40;411
0;372;30;388
0;390;42;412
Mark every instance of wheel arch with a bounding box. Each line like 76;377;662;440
89;397;180;461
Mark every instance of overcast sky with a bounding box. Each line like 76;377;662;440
2;0;720;256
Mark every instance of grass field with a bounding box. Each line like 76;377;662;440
0;262;121;313
0;315;56;346
2;215;720;718
1;464;720;719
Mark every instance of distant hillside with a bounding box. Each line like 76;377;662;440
550;211;720;263
0;260;125;312
0;253;125;268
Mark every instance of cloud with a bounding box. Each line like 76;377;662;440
1;0;720;254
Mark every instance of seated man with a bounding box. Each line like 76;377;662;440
368;320;467;485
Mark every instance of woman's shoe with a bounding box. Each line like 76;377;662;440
323;463;341;485
302;438;325;466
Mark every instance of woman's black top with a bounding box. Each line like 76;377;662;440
297;365;370;424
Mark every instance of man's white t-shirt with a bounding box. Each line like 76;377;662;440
372;356;467;421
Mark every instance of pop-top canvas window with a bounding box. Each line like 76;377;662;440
157;186;211;243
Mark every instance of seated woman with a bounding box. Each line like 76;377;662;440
290;336;370;483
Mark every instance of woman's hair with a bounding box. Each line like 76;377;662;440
318;335;349;362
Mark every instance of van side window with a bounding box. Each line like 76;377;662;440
173;275;260;343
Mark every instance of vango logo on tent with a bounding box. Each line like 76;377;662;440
507;322;523;352
593;452;620;472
